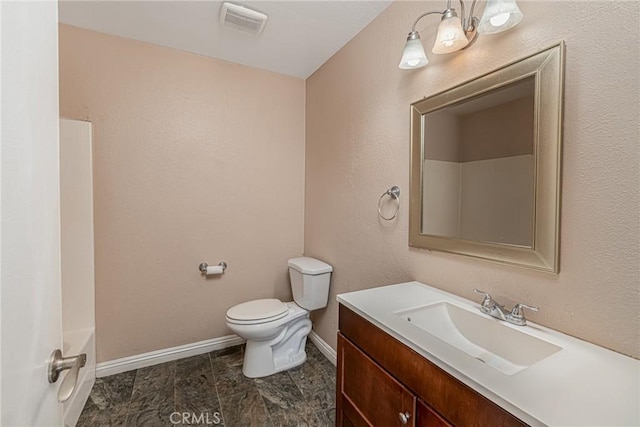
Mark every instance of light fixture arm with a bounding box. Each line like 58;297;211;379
467;0;479;27
458;0;478;31
410;10;446;32
459;0;480;48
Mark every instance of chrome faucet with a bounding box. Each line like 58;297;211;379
473;289;539;326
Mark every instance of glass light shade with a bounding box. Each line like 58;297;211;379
432;15;469;54
478;0;523;34
399;37;429;69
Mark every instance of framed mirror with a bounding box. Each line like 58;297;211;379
409;43;564;273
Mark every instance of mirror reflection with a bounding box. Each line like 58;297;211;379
421;77;535;247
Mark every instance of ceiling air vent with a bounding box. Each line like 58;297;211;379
220;3;268;35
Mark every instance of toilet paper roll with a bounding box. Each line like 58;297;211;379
206;265;224;275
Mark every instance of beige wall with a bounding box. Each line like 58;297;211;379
59;25;305;362
306;1;640;358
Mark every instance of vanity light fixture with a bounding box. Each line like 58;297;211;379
399;0;523;69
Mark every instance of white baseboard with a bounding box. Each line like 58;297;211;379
309;330;337;366
96;334;245;378
97;330;334;378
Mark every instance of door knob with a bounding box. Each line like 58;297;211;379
399;411;411;424
48;349;86;403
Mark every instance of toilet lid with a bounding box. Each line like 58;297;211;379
226;299;288;322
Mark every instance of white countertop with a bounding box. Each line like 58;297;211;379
337;281;640;427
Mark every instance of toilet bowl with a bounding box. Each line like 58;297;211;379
226;300;311;378
225;257;332;378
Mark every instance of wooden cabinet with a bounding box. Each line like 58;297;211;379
336;304;528;427
415;400;452;427
338;334;416;426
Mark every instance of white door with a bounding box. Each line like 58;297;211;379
1;1;64;425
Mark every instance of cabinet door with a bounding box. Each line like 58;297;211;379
416;399;452;427
337;333;416;427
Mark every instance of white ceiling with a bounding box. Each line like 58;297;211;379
58;0;393;79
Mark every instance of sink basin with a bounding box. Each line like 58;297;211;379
394;302;562;375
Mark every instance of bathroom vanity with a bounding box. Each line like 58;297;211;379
337;306;524;426
336;282;640;426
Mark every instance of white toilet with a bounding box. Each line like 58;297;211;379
225;257;332;378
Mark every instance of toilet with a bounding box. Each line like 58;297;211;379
225;257;332;378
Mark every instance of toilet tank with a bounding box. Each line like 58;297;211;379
288;257;332;310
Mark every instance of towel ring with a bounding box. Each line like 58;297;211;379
378;186;400;221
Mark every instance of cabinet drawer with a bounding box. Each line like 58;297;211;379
338;333;416;426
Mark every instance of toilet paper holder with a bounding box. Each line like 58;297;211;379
199;261;228;274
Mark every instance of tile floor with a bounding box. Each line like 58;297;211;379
77;340;336;426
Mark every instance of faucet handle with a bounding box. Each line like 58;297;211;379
507;303;539;326
473;289;495;311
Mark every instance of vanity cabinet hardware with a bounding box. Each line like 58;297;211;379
337;304;527;427
399;411;411;424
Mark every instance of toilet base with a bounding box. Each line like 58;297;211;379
242;315;312;378
242;344;307;378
